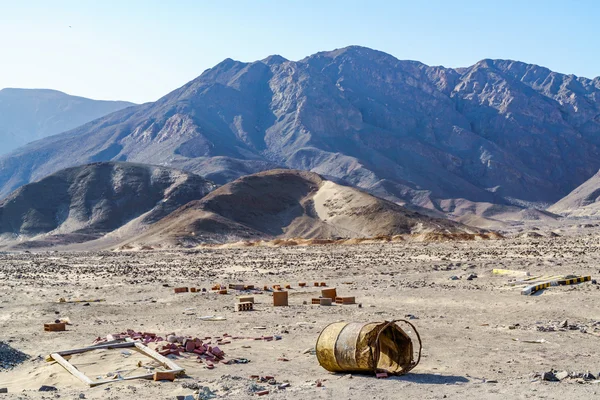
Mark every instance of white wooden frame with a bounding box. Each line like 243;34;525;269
47;339;184;387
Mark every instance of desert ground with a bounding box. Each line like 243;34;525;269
1;224;600;399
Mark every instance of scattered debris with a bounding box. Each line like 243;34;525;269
198;316;227;321
512;338;547;344
493;269;530;276
536;370;598;383
58;298;105;303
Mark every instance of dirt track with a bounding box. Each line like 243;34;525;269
1;233;600;399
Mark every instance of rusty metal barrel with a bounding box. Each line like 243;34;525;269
316;320;421;375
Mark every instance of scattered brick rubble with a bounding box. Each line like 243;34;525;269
92;330;282;369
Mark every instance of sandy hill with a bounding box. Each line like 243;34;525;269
548;170;600;216
122;169;482;248
0;162;215;248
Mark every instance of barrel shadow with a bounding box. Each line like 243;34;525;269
391;373;469;385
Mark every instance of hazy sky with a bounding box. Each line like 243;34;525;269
1;0;598;103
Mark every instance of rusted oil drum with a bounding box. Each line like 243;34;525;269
316;320;421;375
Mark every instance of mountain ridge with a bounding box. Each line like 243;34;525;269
0;88;135;155
1;46;599;218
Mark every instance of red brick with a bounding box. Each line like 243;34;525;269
44;323;66;332
153;371;175;381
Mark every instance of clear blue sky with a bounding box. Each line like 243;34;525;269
1;0;598;103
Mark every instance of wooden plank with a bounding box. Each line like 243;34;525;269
51;353;94;386
54;341;135;357
133;342;183;372
90;373;154;387
89;369;185;387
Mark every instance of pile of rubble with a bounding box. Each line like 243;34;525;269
538;370;599;383
0;341;29;370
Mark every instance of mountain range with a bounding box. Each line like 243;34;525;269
1;46;599;219
0;88;134;155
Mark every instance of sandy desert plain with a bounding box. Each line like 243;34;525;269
1;221;600;400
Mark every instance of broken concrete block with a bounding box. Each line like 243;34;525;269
319;298;333;306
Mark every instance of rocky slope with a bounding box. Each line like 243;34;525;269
548;170;600;216
1;47;599;216
0;88;134;155
122;169;481;247
0;162;215;247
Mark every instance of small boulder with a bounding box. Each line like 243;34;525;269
542;371;559;382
